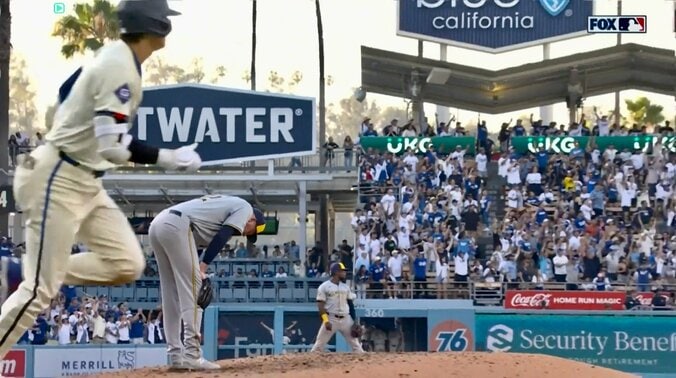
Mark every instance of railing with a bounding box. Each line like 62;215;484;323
8;146;359;174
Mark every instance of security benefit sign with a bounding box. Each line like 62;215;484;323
398;0;594;52
130;84;317;165
476;315;676;374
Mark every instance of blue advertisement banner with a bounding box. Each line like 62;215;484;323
397;0;594;52
476;314;676;374
129;84;316;165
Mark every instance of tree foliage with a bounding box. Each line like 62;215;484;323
52;0;118;58
144;57;226;86
625;97;665;125
9;55;37;133
326;94;407;140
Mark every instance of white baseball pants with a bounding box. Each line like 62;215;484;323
311;314;364;353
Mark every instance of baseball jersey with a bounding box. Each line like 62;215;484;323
46;40;143;171
171;195;253;246
316;280;355;317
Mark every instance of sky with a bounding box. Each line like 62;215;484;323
10;0;676;132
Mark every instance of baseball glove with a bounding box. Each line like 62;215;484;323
350;324;363;338
197;277;214;310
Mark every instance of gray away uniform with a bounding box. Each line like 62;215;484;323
148;195;253;361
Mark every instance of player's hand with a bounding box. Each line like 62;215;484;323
158;143;202;172
324;322;332;331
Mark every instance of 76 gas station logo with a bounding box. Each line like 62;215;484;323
429;320;475;352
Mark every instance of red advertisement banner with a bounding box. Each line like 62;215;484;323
505;290;625;310
0;350;26;378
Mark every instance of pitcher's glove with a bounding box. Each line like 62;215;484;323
197;277;214;310
350;324;363;338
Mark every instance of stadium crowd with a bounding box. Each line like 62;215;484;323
351;113;676;309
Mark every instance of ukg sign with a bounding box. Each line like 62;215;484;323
511;136;676;154
130;84;316;165
505;290;625;311
397;0;594;52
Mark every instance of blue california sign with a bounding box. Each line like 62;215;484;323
398;0;595;52
129;84;317;165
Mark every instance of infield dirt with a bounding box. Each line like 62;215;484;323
88;351;638;378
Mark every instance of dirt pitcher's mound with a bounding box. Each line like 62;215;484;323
89;352;638;378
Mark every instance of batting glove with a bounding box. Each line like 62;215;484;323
158;143;202;172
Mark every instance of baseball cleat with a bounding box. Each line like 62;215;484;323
180;357;221;370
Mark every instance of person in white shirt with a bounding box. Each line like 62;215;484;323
603;146;617;162
76;316;89;344
552;250;568;283
506;161;521;185
396;228;411;250
475;148;488;177
90;311;106;344
105;317;118;344
593;108;610;136
453;251;469;283
498;154;510;178
57;318;71;345
117;314;131;344
402;151;419;173
525;166;542;195
617;180;636;216
579;200;593;221
387;250;404;299
507;187;520;209
380;189;397;216
451;146;466;169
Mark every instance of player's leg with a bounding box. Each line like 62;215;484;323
63;190;144;285
0;159;80;359
150;215;218;369
148;217;183;368
310;321;337;352
337;317;364;353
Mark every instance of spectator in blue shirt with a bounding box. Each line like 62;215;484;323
130;310;146;344
412;251;428;298
369;257;387;299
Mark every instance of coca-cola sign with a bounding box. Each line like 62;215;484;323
509;293;552;308
504;290;626;310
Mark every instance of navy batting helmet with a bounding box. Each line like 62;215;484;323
117;0;181;37
330;262;347;276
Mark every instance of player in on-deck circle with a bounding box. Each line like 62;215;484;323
311;262;365;353
148;194;267;370
0;0;202;360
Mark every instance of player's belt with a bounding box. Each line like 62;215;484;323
169;209;182;217
58;151;105;178
329;313;345;319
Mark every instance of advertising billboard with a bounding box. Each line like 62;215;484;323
359;136;476;155
216;311;332;359
0;185;16;215
504;290;625;311
476;314;676;374
397;0;594;53
129;84;316;165
511;135;676;154
32;346;166;377
0;350;26;378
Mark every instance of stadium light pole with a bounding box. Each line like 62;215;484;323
613;0;622;124
250;0;257;91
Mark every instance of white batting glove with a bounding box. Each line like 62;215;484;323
157;143;202;172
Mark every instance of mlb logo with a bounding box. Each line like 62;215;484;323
587;16;647;33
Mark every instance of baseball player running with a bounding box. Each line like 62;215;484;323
148;194;266;370
0;0;201;360
311;262;365;353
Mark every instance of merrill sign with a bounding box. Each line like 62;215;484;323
398;0;594;52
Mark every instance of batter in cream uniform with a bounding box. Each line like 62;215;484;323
311;263;364;353
0;0;201;362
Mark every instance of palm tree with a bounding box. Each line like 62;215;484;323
250;0;257;91
625;97;665;126
52;0;118;58
0;0;11;171
315;0;329;268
